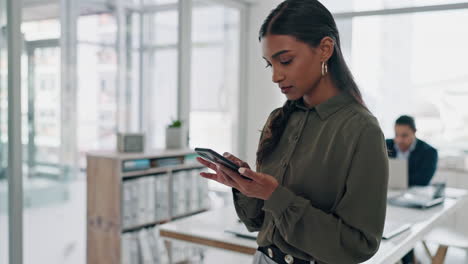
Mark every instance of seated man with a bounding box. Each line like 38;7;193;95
386;115;438;264
386;115;438;186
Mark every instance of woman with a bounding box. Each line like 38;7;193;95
197;0;388;263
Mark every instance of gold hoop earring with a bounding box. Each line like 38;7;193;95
321;61;328;76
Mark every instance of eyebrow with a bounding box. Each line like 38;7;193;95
263;50;291;61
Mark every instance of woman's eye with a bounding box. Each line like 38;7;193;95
281;59;293;65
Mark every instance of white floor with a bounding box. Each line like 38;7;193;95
0;179;85;264
1;179;468;264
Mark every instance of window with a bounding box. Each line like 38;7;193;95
336;7;468;154
190;4;240;153
142;9;179;149
77;14;118;167
190;4;241;192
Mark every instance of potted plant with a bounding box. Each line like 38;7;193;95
165;119;186;149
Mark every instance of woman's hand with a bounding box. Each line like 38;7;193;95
196;153;279;200
196;152;249;190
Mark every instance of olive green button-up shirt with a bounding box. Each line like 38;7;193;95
233;93;389;264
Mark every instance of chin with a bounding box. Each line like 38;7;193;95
285;93;302;101
397;145;408;151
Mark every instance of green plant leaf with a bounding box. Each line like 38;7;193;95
168;119;182;128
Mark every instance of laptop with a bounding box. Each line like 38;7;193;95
388;158;408;190
388;186;445;209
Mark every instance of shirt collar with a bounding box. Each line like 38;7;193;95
292;93;355;120
395;138;417;154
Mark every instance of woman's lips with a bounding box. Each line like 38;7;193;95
281;86;293;94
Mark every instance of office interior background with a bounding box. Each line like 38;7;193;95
1;0;468;263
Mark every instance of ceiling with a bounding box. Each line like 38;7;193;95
23;0;116;21
22;0;262;21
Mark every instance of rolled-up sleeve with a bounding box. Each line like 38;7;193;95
262;123;389;263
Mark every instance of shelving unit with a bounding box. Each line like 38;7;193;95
87;149;209;264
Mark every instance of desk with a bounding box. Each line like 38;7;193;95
159;188;467;263
159;206;257;254
365;188;467;264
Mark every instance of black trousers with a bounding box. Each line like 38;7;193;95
402;249;415;264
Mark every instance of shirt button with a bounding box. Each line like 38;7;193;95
285;254;294;264
268;248;274;258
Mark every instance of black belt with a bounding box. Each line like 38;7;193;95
258;245;311;264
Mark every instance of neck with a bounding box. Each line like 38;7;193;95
303;75;340;108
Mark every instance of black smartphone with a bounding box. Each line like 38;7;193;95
195;148;252;181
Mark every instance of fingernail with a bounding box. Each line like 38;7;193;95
238;167;246;174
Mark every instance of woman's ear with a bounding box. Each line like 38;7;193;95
319;36;335;62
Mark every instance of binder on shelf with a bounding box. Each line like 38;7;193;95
178;170;189;216
130;181;139;227
156;174;170;221
197;168;210;209
129;233;140;264
152;157;183;168
184;170;193;212
190;169;199;212
122;159;151;172
184;153;198;164
152;227;169;264
138;229;154;264
122;182;132;229
147;177;156;223
138;178;148;225
146;227;160;263
172;171;180;217
121;233;132;264
154;176;161;222
178;171;188;216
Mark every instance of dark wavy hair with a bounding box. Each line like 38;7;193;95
256;0;365;166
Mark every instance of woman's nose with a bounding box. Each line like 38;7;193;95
272;67;285;83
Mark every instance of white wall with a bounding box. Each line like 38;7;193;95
243;0;284;166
